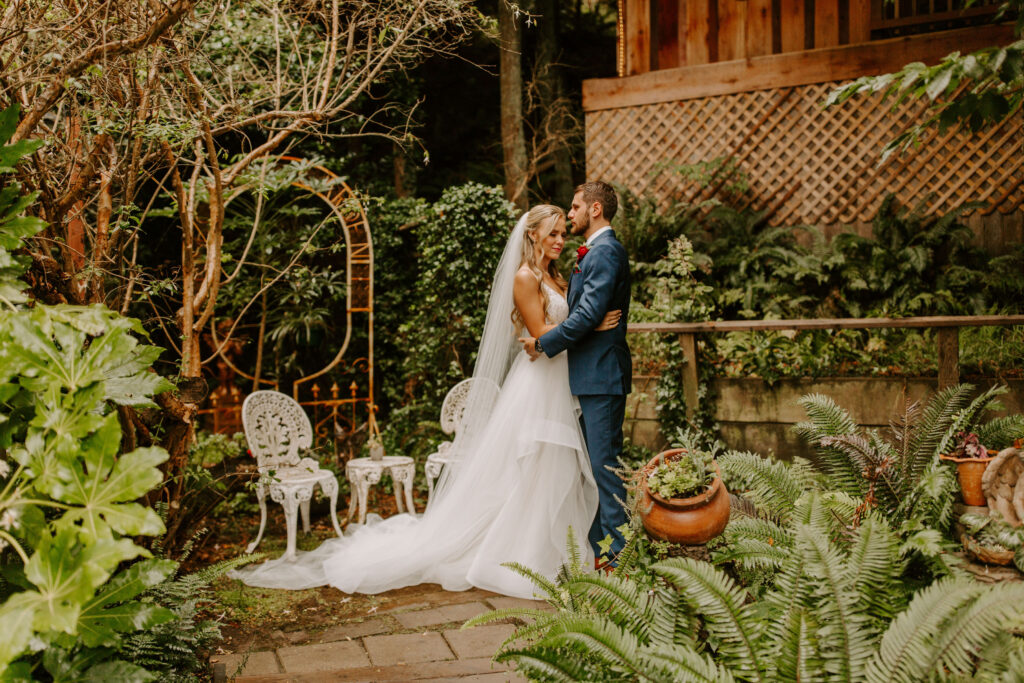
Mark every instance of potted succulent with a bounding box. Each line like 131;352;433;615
638;443;730;545
940;431;996;506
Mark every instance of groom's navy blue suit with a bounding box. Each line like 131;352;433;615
538;229;631;557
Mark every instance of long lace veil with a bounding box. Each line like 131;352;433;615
426;212;528;508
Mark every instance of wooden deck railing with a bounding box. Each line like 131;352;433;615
627;315;1024;419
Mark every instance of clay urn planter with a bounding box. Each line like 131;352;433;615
638;448;730;545
940;432;996;507
940;451;996;507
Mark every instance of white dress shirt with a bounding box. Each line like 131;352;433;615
585;225;613;246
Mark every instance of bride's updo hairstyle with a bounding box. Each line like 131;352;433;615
512;204;569;333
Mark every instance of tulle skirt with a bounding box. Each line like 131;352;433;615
230;350;598;599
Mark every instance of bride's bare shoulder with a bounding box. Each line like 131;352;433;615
513;265;537;288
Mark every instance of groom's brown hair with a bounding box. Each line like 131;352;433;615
575;181;618;221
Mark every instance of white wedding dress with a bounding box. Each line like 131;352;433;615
231;281;598;599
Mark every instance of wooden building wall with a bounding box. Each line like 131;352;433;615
589;10;1021;245
623;0;1003;76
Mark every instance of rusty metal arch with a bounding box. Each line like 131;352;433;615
205;155;374;442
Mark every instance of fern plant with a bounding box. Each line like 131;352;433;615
469;500;1024;681
120;553;261;681
790;384;1023;576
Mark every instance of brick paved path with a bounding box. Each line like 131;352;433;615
211;587;550;681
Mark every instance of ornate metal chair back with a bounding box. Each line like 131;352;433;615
242;390;314;472
439;377;498;437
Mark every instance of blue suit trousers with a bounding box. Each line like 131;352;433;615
577;394;629;559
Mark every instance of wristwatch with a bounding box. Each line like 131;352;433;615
534;338;544;354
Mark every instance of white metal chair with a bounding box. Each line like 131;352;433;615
242;390;344;559
424;377;499;502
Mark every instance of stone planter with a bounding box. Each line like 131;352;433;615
940;451;997;507
638;448;730;544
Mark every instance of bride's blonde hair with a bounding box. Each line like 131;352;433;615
512;204;568;334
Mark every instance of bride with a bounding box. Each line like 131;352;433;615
232;205;618;598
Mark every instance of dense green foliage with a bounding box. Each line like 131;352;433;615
620;189;1024;439
827;0;1024;159
0;106;182;678
470;386;1024;682
372;183;518;466
119;554;258;681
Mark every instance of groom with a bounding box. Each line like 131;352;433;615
520;181;631;564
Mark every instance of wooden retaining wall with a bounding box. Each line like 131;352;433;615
627;376;1024;460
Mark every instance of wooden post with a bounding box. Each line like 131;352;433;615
679;333;699;419
937;327;959;390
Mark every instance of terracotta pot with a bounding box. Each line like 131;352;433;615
940;451;996;506
639;448;730;545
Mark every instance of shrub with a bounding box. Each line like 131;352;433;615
0;105;174;677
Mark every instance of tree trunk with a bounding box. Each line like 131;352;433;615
499;1;528;210
393;142;411;198
536;0;574;204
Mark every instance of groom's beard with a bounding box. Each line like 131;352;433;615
571;212;589;236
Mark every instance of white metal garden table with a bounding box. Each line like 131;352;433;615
344;455;417;524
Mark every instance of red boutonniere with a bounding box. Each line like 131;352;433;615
576;245;589;261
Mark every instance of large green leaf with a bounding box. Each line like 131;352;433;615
75;559;177;648
22;529;147;635
52;424;167;541
0;596;37;670
7;309;171;406
83;660;156;683
0;104;42;172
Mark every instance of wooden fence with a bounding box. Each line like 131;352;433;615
628;314;1024;418
586;25;1023;237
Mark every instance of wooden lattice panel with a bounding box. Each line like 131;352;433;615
586;82;1024;226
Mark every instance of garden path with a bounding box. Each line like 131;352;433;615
210;582;541;682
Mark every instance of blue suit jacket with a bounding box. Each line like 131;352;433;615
539;229;631;396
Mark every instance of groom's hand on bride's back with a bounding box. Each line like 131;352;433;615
519;336;541;361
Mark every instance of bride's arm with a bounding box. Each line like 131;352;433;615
513;268;555;338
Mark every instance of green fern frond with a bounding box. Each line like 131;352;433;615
535;614;646;677
865;578;988;683
977;415;1024;451
122;553;263;678
888;399;922;477
563;525;583;574
906;383;973;477
763;535;813;671
651;557;766;682
638;645;737;683
846;516;907;621
773;607;823;683
611;527;644;574
921;580;1024;678
494;646;601;682
933;385;1008;458
646;585;699;649
970;631;1024;680
796;394;868;497
722;517;792;547
712;538;789;573
794;524;874;681
797;393;858;437
561;573;652;641
501;561;565;606
820;491;861;530
463;607;554;630
792;491;856;538
718;451;808;520
492;613;562;649
900;460;957;533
